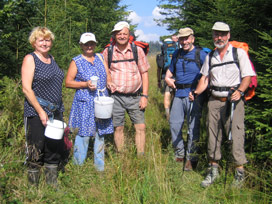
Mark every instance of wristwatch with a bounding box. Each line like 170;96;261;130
238;89;244;97
141;94;149;99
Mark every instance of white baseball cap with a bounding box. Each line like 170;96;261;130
79;33;97;44
111;21;130;33
212;22;230;31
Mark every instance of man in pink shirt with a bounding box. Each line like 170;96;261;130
103;21;150;155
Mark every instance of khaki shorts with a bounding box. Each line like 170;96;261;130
111;94;145;127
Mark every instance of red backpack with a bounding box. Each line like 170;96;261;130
104;34;149;68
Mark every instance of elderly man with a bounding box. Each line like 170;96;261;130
189;22;256;187
103;21;150;155
165;27;208;170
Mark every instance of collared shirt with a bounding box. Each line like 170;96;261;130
103;43;150;94
201;44;256;97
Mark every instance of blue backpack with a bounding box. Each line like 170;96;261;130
162;40;178;73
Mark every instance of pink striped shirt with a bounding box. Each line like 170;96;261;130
103;43;150;94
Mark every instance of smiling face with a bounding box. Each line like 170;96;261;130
80;41;96;55
33;36;52;54
179;35;195;52
213;30;230;49
114;27;130;46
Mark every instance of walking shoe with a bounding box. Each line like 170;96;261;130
27;168;40;187
201;165;219;188
184;160;193;171
232;168;245;188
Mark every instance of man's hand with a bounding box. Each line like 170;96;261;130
139;96;148;110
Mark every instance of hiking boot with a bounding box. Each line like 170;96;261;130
201;165;219;188
184;160;193;171
44;163;58;188
232;168;245;188
27;168;40;187
175;157;184;163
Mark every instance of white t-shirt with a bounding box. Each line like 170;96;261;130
201;44;256;97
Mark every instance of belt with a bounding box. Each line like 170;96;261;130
36;96;59;112
112;91;140;97
211;85;239;92
175;83;191;89
212;96;228;102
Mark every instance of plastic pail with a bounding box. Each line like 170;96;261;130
45;119;67;140
94;96;114;119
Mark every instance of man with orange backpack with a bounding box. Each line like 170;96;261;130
102;21;150;155
189;22;256;188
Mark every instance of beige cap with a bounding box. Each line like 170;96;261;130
111;21;130;33
212;22;230;31
177;27;194;38
79;33;97;44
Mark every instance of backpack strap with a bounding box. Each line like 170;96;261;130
131;42;138;65
108;44;113;68
107;43;138;68
209;47;240;72
194;47;202;69
173;48;182;77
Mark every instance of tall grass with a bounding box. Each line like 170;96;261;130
0;55;271;203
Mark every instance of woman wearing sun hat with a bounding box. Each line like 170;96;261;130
65;32;113;171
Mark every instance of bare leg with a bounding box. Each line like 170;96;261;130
134;123;146;154
114;126;125;152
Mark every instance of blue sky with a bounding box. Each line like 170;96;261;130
120;0;173;42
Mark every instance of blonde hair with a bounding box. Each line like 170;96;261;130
28;27;55;47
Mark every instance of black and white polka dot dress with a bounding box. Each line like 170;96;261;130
23;52;64;117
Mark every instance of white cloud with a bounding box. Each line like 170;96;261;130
135;29;160;42
152;6;164;19
127;11;141;24
126;7;168;42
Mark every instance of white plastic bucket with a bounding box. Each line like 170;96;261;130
94;96;114;119
45;119;67;140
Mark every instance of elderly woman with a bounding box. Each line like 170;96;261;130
65;33;113;171
21;27;65;187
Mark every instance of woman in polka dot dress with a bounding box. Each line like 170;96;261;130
65;33;114;171
21;27;65;187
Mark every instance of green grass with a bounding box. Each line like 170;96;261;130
0;55;271;203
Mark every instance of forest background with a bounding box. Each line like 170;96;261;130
0;0;271;203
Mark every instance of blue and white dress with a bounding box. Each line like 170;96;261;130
68;54;113;137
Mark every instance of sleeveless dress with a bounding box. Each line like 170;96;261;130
24;52;64;117
68;54;113;137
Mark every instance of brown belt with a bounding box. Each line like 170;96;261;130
213;96;228;102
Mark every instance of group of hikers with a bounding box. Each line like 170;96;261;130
21;20;255;189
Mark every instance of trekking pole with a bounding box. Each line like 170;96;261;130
187;101;193;136
224;100;236;190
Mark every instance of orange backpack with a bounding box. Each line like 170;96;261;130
209;41;257;100
229;41;257;100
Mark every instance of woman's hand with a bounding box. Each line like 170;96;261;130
38;110;49;126
87;80;97;91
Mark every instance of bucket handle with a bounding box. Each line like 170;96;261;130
97;87;106;101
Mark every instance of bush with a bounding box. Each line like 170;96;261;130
0;76;25;147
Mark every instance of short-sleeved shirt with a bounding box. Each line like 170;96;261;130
24;52;64;117
103;43;150;94
168;47;207;97
201;44;256;97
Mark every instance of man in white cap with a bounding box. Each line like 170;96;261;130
189;22;256;187
103;21;150;155
165;27;208;171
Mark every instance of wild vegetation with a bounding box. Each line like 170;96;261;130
0;55;271;203
0;0;272;203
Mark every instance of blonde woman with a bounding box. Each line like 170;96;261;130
21;27;64;187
